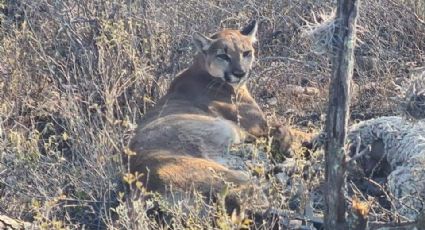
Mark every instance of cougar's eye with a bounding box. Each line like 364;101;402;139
243;51;252;58
216;54;231;62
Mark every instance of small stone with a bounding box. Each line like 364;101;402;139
267;97;278;106
275;172;290;185
304;87;320;96
285;109;297;115
287;84;305;95
288;219;303;229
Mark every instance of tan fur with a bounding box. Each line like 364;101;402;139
288;128;315;151
128;21;290;211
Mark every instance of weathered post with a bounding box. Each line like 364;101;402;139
324;0;359;229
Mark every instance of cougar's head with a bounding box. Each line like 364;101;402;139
193;20;258;86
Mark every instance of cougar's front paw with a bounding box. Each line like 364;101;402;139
242;132;258;143
270;125;293;160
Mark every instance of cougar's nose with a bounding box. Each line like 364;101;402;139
232;70;246;78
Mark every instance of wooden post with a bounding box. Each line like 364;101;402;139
324;0;359;229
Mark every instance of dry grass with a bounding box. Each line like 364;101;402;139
0;0;424;229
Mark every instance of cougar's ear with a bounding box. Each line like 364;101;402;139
192;32;213;52
240;20;258;42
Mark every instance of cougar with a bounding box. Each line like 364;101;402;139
128;20;292;217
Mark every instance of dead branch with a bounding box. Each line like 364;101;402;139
324;0;360;229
